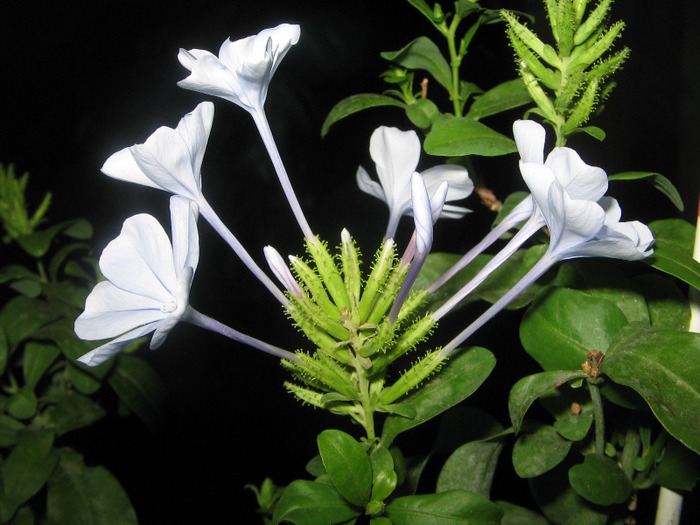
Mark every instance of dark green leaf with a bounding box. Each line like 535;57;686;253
0;414;25;447
385;490;503;525
405;99;441;129
406;0;434;22
467;79;531;120
317;429;372;507
494;501;549;525
602;325;700;454
47;448;138;525
646;241;700;291
529;460;607;525
322;94;405;137
568;454;631;505
655;435;698;491
609;172;684;211
40;392;106;436
436;440;503;498
519;286;629;371
381;37;452;91
0;430;57;519
0;296;62;349
649;219;695;253
23;342;61;390
632;274;689;331
539;384;595;441
9;280;42;298
108;355;166;432
424;117;517;157
370;446;397;501
61;218;93;240
381;347;496;447
0;325;7;376
7;388;38;420
272;480;361;525
574;126;606;141
509;370;588;433
7;505;33;525
15;220;79;258
512;424;571;478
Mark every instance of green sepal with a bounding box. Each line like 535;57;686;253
519;68;559;124
552;0;576;55
569;21;625;71
502;10;560;68
358;241;398;323
366;263;409;326
385;315;436;362
380;350;445;405
340;230;362;306
574;0;613;46
306;237;352;312
562;77;598;134
283;352;358;401
288;255;343;322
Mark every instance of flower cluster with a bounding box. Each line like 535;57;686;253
74;24;652;425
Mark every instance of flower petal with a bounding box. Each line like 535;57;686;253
175;102;214;186
369;127;420;209
411;174;433;255
99;214;177;301
170;196;200;275
101;147;162;190
421;165;474;201
77;322;161;367
514;120;546;164
356;165;387;202
177;50;241;104
545;147;608;201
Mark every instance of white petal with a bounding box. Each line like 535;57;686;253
545;147;608;201
513;120;546;164
177;51;242;104
77;322;161;367
175;102;214;187
598;196;622;224
369;127;420;207
99;214;177;301
356;166;387;202
428;181;449;223
519;162;556;212
101;147;162;190
439;203;472;219
421;165;474;201
411;174;433;255
170;196;200;275
75;281;165;339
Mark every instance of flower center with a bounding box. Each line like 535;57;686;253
160;300;178;314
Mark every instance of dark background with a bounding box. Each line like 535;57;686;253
2;1;699;523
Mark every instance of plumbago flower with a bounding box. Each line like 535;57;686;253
177;24;300;115
75;196;199;366
100;101;287;304
439;150;653;355
357;126;473;240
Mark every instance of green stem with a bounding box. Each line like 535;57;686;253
588;380;605;455
446;15;463;117
620;425;641;479
354;358;376;442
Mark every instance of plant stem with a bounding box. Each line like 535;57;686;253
588;380;605;455
446;15;463;117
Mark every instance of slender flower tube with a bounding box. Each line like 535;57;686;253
101;102;286;304
177;25;313;240
440;181;653;356
356;126;472;240
75;196;199;366
429;119;608;307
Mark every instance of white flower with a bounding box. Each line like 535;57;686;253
75;196;199;366
356;126;473;239
177;24;300;113
101;102;214;203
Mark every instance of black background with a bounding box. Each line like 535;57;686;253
2;1;699;523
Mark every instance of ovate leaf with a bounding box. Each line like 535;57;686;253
609;171;684;211
467;78;531;120
272;480;361;525
317;429;372;507
424;117;517;157
322;94;405;137
385;490;503;525
568;454;631;505
381;37;452;91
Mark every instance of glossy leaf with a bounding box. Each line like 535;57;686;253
321;94;405;137
41;392;106;436
467;78;531;120
272;480;361;525
519;286;628;371
424;117;517;157
646;219;700;290
108;355;166;432
405;99;440;129
381;347;496;447
609;171;684;211
0;296;62;349
23;342;61;390
495;501;549;525
47;449;138;525
602;325;700;454
385;490;503;525
649;218;695;252
509;370;588;433
632;274;689;331
317;429;372;507
568;454;631;505
380;37;452;91
512;424;571;478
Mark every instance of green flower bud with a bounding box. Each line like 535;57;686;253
340;229;362;306
563;77;599;134
306;236;352;311
574;0;612;46
569;20;624;71
379;350;445;405
502;10;560;68
357;240;398;323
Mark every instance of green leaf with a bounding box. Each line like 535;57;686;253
385;490;504;525
436;440;503;498
609;171;684;211
272;480;362;525
512;423;571;478
405;98;441;129
321;94;405;137
602;325;700;454
655;435;699;491
108;355;166;432
406;0;434;22
519;286;629;371
47;448;138;525
568;454;631;505
0;296;62;349
0;430;57;521
649;218;695;253
0;414;25;447
424;117;517;157
509;370;588;433
381;37;452;92
67;363;103;395
61;218;93;240
40;392;106;436
370;447;397;501
467;79;531;120
646;241;700;292
494;501;549;525
0;325;8;376
23;342;61;390
632;274;689;331
381;347;496;447
317;429;373;507
14;220;79;258
7;388;38;420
